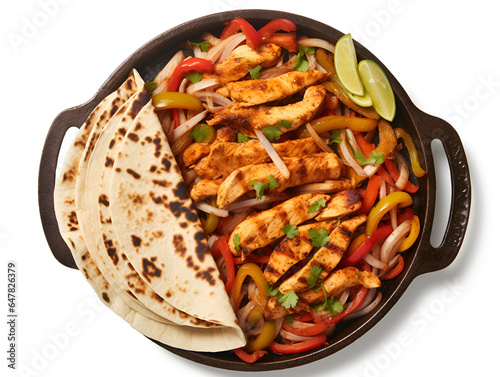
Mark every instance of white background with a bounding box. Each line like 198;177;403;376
1;0;497;376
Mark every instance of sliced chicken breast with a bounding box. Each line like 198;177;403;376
315;189;362;221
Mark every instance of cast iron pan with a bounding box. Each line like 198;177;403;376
38;9;471;371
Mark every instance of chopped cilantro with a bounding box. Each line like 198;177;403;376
249;65;262;79
355;150;385;166
315;284;344;315
185;72;203;84
262;125;281;141
145;81;157;92
356;272;361;279
282;224;299;239
233;234;241;251
329;129;342;144
267;175;279;190
276;120;292;129
237;132;250;143
308;198;327;213
278;291;299;309
285;315;294;324
189;125;210;142
309;229;330;248
265;281;280;297
307;266;323;288
187;40;210;52
296;46;315;72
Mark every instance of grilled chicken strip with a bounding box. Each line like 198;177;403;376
190;178;223;202
204;43;282;85
298;267;381;304
216;70;330;105
279;215;367;293
217;152;341;208
263;220;337;285
315;189;362;221
228;193;331;257
182;126;237;167
264;296;310;321
207;85;326;135
194;137;321;180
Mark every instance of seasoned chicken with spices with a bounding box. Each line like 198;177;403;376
278;215;367;293
217;152;341;208
228;193;330;257
207;85;326;135
190;178;223;202
216;70;330;105
183;126;237;167
315;189;362;221
194;137;321;180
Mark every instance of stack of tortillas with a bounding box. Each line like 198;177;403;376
54;70;245;352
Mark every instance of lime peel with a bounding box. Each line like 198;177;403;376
334;33;364;96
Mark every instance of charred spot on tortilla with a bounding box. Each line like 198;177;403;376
150;165;157;172
108;139;116;149
118;127;127;136
62;167;76;182
99;194;110;207
152;179;168;187
115;167;121;172
105;156;114;167
180;222;188;228
196;267;217;286
173;234;187;257
104;241;118;265
161;157;171;172
142;258;162;280
173;181;189;200
126;168;141;179
127;133;139;142
131;235;142;247
102;292;110;303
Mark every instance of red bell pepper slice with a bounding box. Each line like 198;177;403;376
265;33;298;52
212;236;235;293
220;18;261;49
322;285;368;325
268;333;327;354
282;321;329;337
384;159;419;193
340;224;393;268
379;254;405;280
233;347;267;363
359;174;383;214
167;57;212;128
257;18;297;40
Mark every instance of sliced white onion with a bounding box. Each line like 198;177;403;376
186;77;221;95
207;235;219;249
152;50;185;96
201;32;220;47
338;288;350;305
279;329;318;342
255;130;291;179
293;180;350;194
181;168;198;186
194;201;229;218
395;152;410;190
354;288;377;313
219;33;247;62
206;33;245;63
347;292;382;319
298;38;335;55
380;219;412;263
193;91;232;107
223;193;292;212
363;252;389;271
379;181;387;200
171;110;208;143
259;66;292;79
217;208;252;235
237;300;256;330
306;122;335;153
339;129;368;177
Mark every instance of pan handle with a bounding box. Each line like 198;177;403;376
412;112;471;276
38;99;101;269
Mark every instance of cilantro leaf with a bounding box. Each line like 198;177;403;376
237;132;250;143
296;46;316;72
276;120;292;129
282;224;299;239
265;281;280;297
233;234;241;251
307;266;323;288
262;125;281;141
314;284;344;315
187;40;210;52
189;125;210;142
278;291;299;309
355;150;385;166
285;315;294;324
185;72;203;84
250;180;269;200
308;198;327;213
249;65;262;79
309;229;330;248
329;129;342;144
267;175;279;190
145;81;157;93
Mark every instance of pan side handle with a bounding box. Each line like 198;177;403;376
412;112;471;276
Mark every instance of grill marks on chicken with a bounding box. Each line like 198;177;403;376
207;85;326;135
228;193;331;257
315;189;362;221
216;152;342;208
193;138;321;180
216;70;330;105
182;126;237;167
278;215;367;294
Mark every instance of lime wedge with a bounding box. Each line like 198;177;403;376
345;86;373;107
334;33;364;96
358;60;396;121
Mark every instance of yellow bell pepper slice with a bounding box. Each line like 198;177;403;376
394;128;427;177
298;114;378;138
152;92;203;112
399;215;420;252
245;321;276;352
365;191;413;236
375;119;398;159
232;263;268;308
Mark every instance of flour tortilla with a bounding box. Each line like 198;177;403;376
54;70;245;351
109;100;240;330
